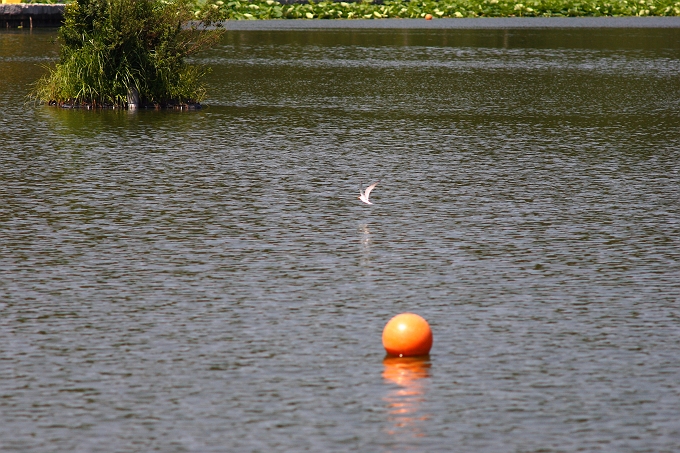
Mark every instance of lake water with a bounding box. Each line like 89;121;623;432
1;26;679;452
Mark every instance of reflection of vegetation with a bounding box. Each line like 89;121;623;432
31;0;223;108
208;0;680;19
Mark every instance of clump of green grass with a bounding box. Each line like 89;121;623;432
208;0;680;19
32;0;223;108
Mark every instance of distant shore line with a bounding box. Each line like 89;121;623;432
218;16;680;29
2;3;680;29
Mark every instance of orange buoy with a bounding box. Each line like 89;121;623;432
425;13;433;20
382;313;433;357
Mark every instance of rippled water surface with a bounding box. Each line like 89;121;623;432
1;27;680;452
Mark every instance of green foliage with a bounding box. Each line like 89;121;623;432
32;0;223;107
207;0;680;19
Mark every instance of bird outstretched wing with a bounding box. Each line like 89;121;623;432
364;180;380;199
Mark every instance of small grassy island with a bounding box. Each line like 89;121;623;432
32;0;223;109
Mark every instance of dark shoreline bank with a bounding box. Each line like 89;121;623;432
1;4;63;28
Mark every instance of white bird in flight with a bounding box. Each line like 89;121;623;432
358;181;380;205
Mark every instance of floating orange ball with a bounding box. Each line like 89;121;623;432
382;313;433;357
425;13;433;20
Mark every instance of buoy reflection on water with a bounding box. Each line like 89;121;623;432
382;356;431;439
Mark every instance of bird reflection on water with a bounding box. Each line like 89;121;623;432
359;224;372;268
382;356;431;440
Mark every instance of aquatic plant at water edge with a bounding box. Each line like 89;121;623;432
207;0;680;19
32;0;224;107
